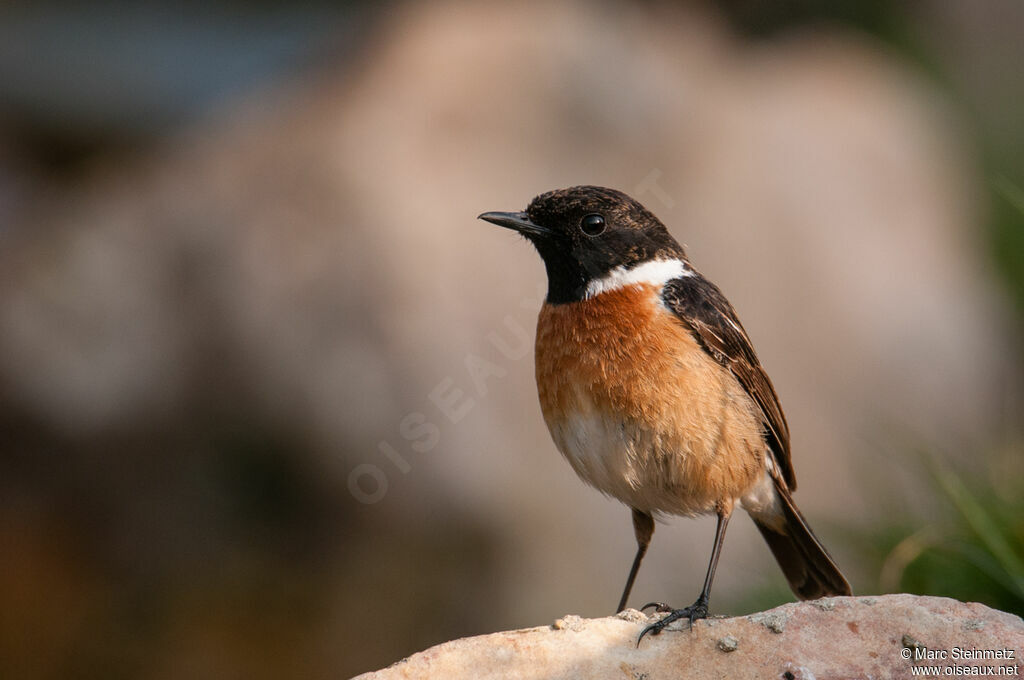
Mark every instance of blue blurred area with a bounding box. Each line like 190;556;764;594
0;2;363;139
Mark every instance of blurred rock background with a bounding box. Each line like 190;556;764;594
0;1;1022;678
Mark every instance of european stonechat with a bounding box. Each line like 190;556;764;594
479;186;851;641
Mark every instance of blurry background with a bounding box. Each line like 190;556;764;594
1;0;1022;678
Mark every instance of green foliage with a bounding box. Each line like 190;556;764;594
992;176;1024;318
858;445;1024;616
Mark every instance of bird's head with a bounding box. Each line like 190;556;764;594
479;185;687;304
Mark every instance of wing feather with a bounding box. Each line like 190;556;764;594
662;275;796;490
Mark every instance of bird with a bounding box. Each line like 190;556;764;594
478;186;851;642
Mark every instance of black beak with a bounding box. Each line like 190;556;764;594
477;211;552;237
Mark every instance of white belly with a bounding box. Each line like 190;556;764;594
548;409;718;517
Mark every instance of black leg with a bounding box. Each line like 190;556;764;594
617;509;654;612
638;507;732;644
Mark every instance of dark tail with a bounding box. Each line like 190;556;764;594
750;478;852;600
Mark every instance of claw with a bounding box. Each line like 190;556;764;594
639;601;673;613
636;620;664;646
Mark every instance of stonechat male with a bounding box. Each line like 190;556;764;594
479;186;851;641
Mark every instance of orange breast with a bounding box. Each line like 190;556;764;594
535;284;765;516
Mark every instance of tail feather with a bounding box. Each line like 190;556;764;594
750;477;851;600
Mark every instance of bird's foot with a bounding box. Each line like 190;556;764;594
636;596;709;645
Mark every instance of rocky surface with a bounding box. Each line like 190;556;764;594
355;595;1023;679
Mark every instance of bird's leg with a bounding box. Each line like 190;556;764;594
638;506;732;644
617;509;654;612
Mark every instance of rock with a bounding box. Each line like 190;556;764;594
354;595;1023;679
716;634;739;652
749;609;789;633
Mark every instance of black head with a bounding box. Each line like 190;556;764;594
479;186;687;304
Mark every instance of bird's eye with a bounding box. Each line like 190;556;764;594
580;213;606;236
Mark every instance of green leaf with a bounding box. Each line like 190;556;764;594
930;461;1024;600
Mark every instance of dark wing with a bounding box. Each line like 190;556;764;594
662;274;795;490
